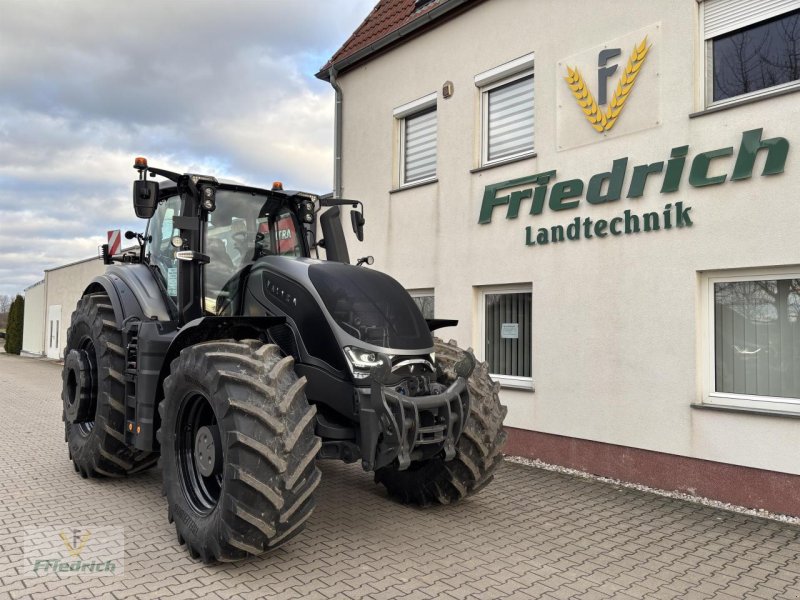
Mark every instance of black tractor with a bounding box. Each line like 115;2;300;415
61;158;507;562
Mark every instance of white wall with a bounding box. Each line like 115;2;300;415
22;281;45;356
44;258;107;360
334;0;800;474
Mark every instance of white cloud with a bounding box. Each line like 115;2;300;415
0;0;376;296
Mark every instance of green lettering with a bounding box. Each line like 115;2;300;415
643;211;660;231
731;128;790;180
625;209;640;233
549;179;583;211
610;217;623;235
661;145;688;193
627;161;664;198
507;189;532;219
582;217;593;239
529;170;556;215
536;228;549;245
676;202;693;227
586;158;628;204
689;147;733;187
594;219;608;237
479;186;509;224
566;217;581;240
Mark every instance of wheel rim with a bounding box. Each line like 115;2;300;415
74;337;97;437
176;393;223;515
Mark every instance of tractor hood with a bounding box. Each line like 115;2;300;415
307;262;432;351
250;256;433;360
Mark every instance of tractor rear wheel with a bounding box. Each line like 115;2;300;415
62;292;157;477
158;340;321;562
375;338;508;505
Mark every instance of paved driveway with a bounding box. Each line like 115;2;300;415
1;353;799;600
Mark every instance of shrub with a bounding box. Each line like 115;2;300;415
4;295;24;355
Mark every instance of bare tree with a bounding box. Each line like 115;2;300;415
0;294;11;315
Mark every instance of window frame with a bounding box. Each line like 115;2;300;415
408;288;435;320
477;284;533;390
475;53;535;168
701;1;800;109
394;93;438;188
701;267;800;414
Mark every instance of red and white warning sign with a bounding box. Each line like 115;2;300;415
107;229;121;256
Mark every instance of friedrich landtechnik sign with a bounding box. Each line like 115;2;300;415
478;129;789;247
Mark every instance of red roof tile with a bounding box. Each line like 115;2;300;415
318;0;476;78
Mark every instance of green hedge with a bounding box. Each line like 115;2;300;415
4;295;24;355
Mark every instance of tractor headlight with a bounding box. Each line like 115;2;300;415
344;346;386;380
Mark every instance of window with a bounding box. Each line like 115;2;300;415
394;93;437;187
704;270;800;413
408;289;435;319
204;190;305;315
703;0;800;106
476;53;534;166
145;194;182;304
478;286;532;388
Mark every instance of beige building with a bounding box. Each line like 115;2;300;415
319;0;800;515
21;280;45;357
23;256;108;359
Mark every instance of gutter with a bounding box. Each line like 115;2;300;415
328;66;343;199
319;0;482;198
315;0;479;81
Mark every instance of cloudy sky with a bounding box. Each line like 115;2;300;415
0;0;375;297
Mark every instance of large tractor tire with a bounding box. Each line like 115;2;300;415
375;338;508;505
158;340;321;562
62;292;157;478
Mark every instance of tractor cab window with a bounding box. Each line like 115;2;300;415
204;190;304;315
145;194;181;304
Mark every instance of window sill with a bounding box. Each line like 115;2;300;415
470;152;537;174
490;374;534;391
690;82;800;118
389;178;438;194
691;402;800;420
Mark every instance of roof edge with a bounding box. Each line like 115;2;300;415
316;0;479;80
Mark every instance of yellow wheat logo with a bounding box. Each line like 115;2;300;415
565;36;651;133
59;530;91;558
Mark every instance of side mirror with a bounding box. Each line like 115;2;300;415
133;180;159;219
350;209;365;242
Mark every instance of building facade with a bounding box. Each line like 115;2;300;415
319;0;800;515
23;256;107;359
21;279;45;357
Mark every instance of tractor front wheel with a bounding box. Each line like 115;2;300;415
375;338;508;505
158;340;321;562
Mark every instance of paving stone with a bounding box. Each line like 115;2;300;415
2;353;800;600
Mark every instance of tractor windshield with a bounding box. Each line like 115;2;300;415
309;263;433;350
205;189;303;314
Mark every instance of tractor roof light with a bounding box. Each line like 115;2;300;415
134;156;148;169
201;186;216;211
272;181;283;191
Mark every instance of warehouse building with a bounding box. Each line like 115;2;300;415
317;0;800;515
23;255;112;359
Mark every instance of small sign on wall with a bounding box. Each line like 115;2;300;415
501;323;519;339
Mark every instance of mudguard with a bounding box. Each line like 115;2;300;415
83;264;171;326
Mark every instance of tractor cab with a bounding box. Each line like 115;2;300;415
143;180;309;316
